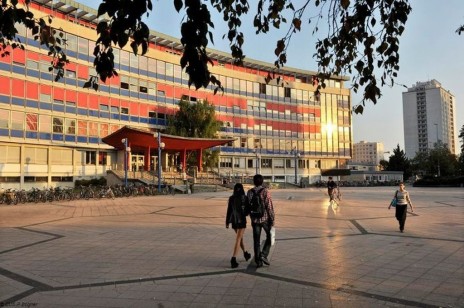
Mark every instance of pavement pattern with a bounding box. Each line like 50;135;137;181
0;186;463;307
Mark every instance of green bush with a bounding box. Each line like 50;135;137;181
413;176;464;187
75;177;107;187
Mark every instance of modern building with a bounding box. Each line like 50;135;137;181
402;80;456;159
0;0;352;189
349;141;385;170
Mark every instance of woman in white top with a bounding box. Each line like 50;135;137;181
388;182;414;232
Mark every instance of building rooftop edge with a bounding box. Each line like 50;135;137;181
32;0;349;82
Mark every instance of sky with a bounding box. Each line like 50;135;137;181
80;0;464;154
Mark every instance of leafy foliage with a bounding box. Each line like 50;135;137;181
90;0;413;112
410;142;460;177
385;144;411;179
165;98;223;170
0;0;69;81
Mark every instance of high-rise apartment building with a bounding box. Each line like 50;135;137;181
0;0;352;189
351;141;385;166
402;80;456;159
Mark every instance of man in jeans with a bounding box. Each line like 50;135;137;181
247;174;275;268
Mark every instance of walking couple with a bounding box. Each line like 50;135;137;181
225;174;275;268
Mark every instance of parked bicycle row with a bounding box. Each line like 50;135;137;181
0;183;175;205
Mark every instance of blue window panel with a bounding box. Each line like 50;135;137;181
111;114;120;120
0;62;11;71
77;108;87;116
78;53;89;62
148;118;156;125
110;87;119;95
100;85;109;92
158;119;166;126
39;133;51;140
148;71;156;78
0;128;8;136
39;102;51;110
155;95;165;103
67;51;77;58
148;95;156;101
66;79;77;87
120;64;130;72
78;80;87;88
130;67;138;74
139;93;148;100
88;110;99;117
77;136;87;143
12;66;25;75
28;70;40;78
174;77;182;84
99;111;109;118
40;73;52;81
121;89;129;97
12;97;24;106
140;69;148;76
129;91;139;99
26;100;38;108
53;105;64;113
139;117;148;124
52;134;63;141
89;56;96;63
121;115;129;122
0;95;10;104
65;107;76;114
65;135;76;142
11;130;23;138
130;116;139;122
89;137;99;144
166;97;175;105
27;39;40;47
25;131;38;139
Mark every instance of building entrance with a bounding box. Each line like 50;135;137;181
131;154;145;171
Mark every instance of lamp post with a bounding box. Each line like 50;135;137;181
434;123;440;177
292;147;300;185
121;138;129;187
253;149;260;175
157;132;166;192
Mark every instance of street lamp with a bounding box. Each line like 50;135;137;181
121;138;129;187
253;149;261;174
434;123;440;177
157;132;166;192
292;147;301;185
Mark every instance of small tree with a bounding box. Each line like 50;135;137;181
386;144;411;179
166;98;223;170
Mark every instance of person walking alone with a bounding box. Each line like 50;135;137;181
226;183;251;268
247;174;275;268
388;182;414;232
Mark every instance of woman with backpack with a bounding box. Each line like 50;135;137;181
226;183;252;268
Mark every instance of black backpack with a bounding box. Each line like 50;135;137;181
249;187;265;218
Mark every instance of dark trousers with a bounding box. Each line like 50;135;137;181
251;221;271;262
395;204;407;230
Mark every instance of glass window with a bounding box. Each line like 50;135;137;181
26;60;39;70
121;107;129;114
89;122;98;136
40;93;51;103
174;64;181;79
78;37;88;55
165;62;174;78
99;104;109;111
157;60;165;75
66;69;76;79
130;53;139;69
66;34;78;51
26;113;38;131
85;151;96;165
0;109;9;128
120;50;129;67
99;151;108;165
139;56;148;72
39;115;51;132
129;77;138;92
52;117;63;133
11;111;23;130
78;120;87;136
65;118;76;134
100;123;108;137
88;40;96;57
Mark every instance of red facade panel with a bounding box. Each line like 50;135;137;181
27;51;40;61
11;79;25;97
0;76;10;94
40;84;51;95
66;90;77;103
53;88;65;101
77;65;89;80
88;94;99;109
12;48;26;64
26;82;39;99
77;93;88;107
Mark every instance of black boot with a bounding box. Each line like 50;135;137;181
243;251;251;261
230;257;239;268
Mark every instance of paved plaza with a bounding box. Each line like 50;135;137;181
0;186;463;307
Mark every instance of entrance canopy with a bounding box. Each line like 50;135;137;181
102;126;234;152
